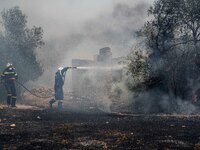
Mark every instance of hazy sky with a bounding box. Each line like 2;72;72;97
0;0;154;39
0;0;155;86
0;0;113;38
0;0;155;62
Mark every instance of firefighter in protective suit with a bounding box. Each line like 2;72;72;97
1;63;18;107
49;67;69;110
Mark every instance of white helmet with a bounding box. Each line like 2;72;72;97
6;63;12;68
58;67;63;71
58;67;63;74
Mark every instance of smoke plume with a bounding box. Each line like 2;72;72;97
0;0;154;112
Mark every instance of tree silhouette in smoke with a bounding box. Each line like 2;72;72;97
0;6;44;99
127;0;200;113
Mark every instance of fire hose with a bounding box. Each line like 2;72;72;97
15;80;54;99
0;67;77;99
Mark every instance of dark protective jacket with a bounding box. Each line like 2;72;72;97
1;66;18;101
54;67;69;100
1;66;18;82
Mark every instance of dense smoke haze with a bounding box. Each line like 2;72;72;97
0;0;153;87
0;0;161;113
1;2;200;149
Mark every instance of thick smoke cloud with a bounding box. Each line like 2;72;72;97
0;1;154;105
1;0;197;114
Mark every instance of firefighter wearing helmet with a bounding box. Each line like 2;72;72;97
49;67;70;110
1;63;18;107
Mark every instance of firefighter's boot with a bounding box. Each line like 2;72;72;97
58;100;63;110
49;99;56;108
7;94;12;107
11;96;16;107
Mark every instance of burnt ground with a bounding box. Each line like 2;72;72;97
1;105;200;150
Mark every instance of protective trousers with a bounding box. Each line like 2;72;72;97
58;100;63;110
49;98;56;108
49;99;63;110
5;81;16;107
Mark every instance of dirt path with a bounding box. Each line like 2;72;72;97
0;105;200;149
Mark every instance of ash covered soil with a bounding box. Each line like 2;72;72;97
1;105;200;150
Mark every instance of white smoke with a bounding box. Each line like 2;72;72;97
0;0;155;112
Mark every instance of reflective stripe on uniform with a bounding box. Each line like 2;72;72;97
12;96;17;98
4;72;15;75
8;94;12;96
